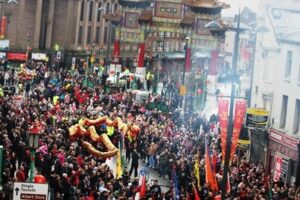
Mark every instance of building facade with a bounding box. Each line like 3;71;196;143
251;0;300;186
2;0;119;62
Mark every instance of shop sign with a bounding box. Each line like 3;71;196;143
0;39;9;50
0;52;6;59
246;108;269;129
269;129;299;151
7;52;27;61
31;53;47;61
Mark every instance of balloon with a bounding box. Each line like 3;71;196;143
197;89;203;95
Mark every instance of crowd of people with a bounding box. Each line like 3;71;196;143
0;59;300;200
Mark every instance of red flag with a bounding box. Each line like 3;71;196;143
193;185;201;200
230;100;247;160
137;43;145;67
139;175;146;199
205;137;219;192
218;99;229;162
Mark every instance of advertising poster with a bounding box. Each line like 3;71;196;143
246;108;269;129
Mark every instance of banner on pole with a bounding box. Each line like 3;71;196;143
218;99;229;162
137;43;145;67
0;16;7;39
230;100;247;160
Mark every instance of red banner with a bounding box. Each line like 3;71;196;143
0;16;7;39
137;43;145;67
7;52;27;61
113;40;120;58
185;47;191;72
209;50;218;75
218;99;229;162
230;100;247;160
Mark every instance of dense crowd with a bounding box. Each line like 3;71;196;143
0;60;300;200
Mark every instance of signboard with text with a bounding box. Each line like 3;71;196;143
269;129;299;151
246;108;269;129
13;182;49;200
7;52;27;61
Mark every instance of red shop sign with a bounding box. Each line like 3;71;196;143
7;52;27;61
269;129;299;151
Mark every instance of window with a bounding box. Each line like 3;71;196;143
293;99;300;133
78;26;83;44
95;27;100;43
97;3;102;22
87;26;92;44
114;3;118;13
80;0;85;21
280;95;288;128
89;1;93;21
106;3;110;14
285;51;293;79
104;26;108;43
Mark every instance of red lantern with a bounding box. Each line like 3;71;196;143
34;174;46;183
197;89;202;95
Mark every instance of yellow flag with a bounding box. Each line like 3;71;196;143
194;153;201;189
116;150;123;179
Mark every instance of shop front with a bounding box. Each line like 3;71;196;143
267;129;300;186
6;52;27;70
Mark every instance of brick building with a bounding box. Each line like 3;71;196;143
2;0;119;61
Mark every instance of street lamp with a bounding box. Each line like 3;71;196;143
206;13;243;199
98;7;112;73
28;124;40;182
181;36;189;113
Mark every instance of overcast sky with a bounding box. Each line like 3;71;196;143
222;0;260;17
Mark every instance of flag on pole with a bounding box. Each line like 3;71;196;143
205;137;219;192
116;149;123;179
194;152;201;190
193;184;201;200
139;174;146;199
230;100;247;160
217;99;229;163
172;165;180;200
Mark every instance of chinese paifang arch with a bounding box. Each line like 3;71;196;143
68;116;140;158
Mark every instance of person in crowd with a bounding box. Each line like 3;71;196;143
0;60;299;200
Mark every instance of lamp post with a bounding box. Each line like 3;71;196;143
28;127;40;182
98;7;112;73
181;36;189;113
205;13;241;199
